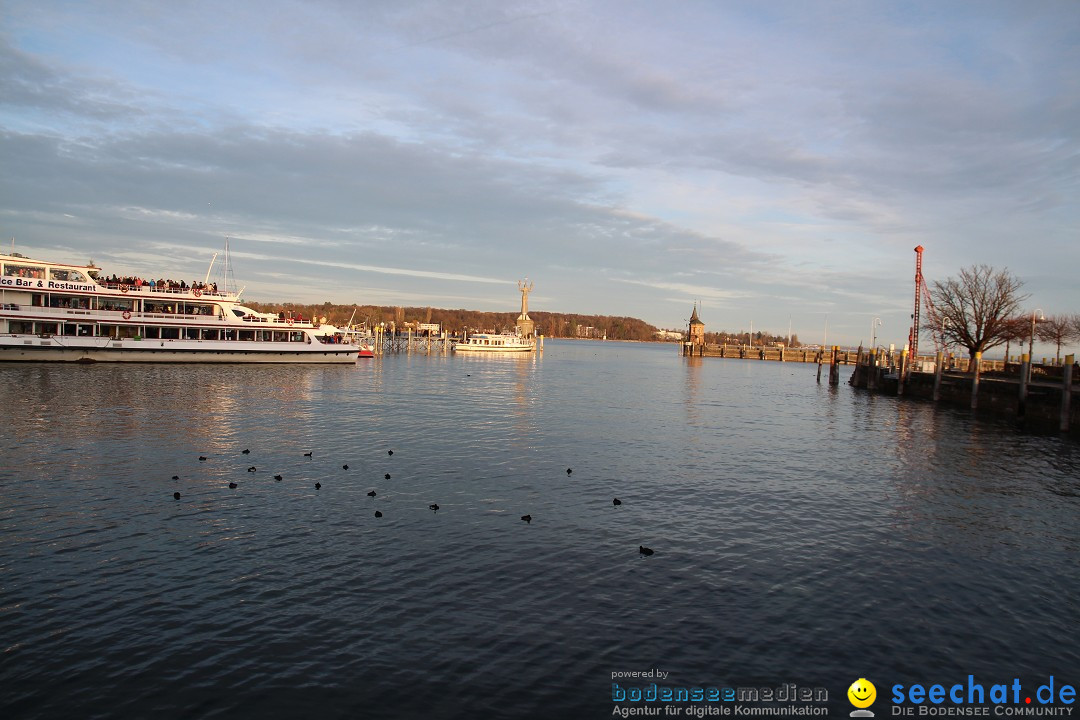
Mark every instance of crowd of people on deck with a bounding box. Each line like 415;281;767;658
99;275;218;294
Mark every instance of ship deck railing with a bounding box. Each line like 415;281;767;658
97;283;234;299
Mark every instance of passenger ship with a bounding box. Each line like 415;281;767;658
0;251;364;363
453;332;535;353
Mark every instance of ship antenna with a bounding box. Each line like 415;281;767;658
223;235;237;295
204;252;219;286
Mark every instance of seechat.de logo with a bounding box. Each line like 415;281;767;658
849;678;877;718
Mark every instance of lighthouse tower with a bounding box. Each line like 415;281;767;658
516;279;535;339
685;304;705;356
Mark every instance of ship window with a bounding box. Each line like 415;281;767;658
201;329;221;341
35;322;59;335
50;269;89;282
185;328;200;340
59;323;95;337
3;264;46;279
10;321;32;333
144;327;160;339
160;327;180;340
239;330;256;341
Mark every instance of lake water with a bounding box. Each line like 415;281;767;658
2;340;1078;719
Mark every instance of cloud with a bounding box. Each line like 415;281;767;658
1;0;1077;346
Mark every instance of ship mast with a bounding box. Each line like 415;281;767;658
204;252;219;286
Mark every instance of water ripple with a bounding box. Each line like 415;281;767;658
1;345;1077;718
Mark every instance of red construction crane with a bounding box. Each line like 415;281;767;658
908;245;942;368
909;246;924;361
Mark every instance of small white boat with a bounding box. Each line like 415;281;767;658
340;327;376;358
453;333;535;353
0;250;362;363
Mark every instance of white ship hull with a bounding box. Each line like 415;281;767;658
453;344;534;353
453;333;534;353
0;336;358;363
1;251;361;364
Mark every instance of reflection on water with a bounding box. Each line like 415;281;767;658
0;341;1077;719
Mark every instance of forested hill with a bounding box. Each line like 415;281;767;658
243;301;664;341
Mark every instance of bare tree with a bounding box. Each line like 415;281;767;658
929;265;1027;370
1037;314;1080;363
1000;315;1030;363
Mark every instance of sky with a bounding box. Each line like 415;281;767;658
1;0;1078;348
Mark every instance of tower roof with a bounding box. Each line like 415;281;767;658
689;305;704;326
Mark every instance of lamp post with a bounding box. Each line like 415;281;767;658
749;320;753;349
871;317;882;351
1029;308;1044;380
940;316;951;365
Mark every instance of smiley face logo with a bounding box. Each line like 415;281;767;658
848;678;876;709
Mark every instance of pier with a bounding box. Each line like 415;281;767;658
366;328;545;355
369;327;454;355
849;349;1078;436
686;343;860;364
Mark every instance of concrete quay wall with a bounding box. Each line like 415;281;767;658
850;359;1078;437
693;344;854;363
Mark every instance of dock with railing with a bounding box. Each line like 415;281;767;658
689;344;858;364
848;348;1077;435
369;327;454;355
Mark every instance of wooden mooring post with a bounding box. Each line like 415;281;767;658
932;351;943;402
971;352;982;410
849;346;864;386
1018;354;1030;418
1062;354;1074;432
829;345;840;386
897;349;908;396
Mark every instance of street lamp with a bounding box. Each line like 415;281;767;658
1029;309;1044;360
871;317;882;350
1029;308;1044;379
940;316;952;365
